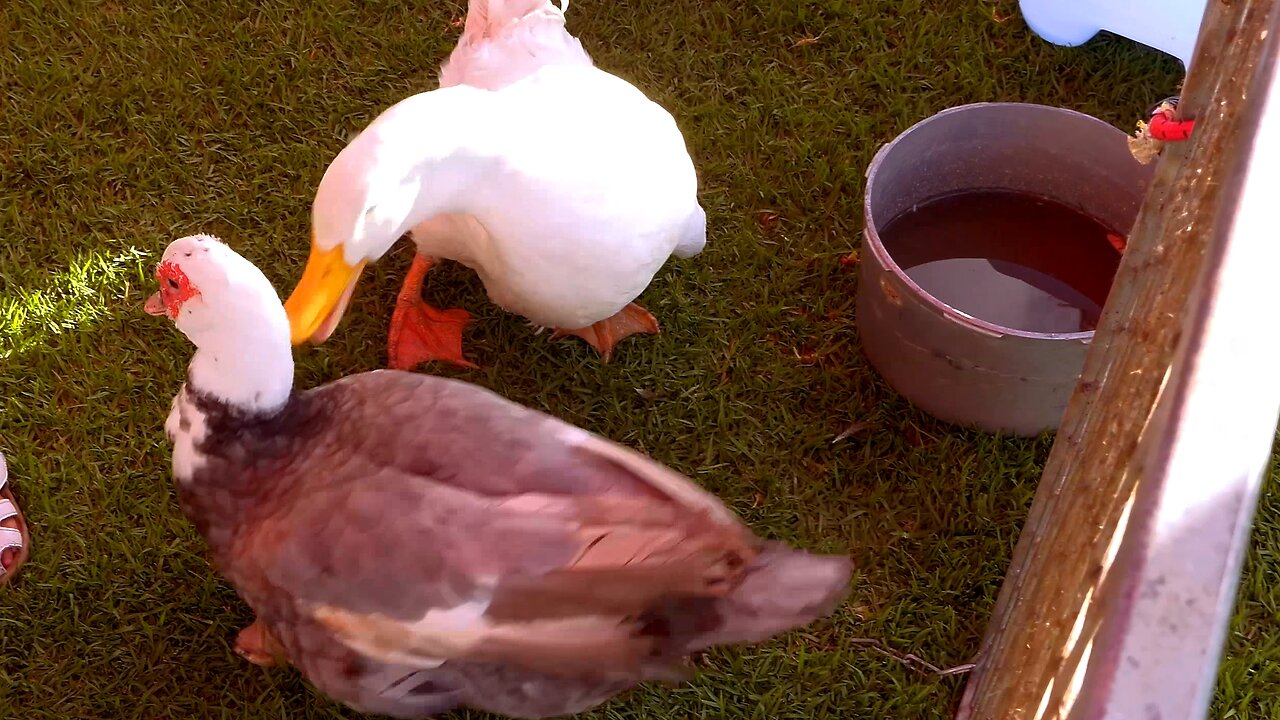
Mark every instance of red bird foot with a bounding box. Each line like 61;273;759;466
386;254;476;370
234;620;287;667
387;300;476;371
551;303;661;362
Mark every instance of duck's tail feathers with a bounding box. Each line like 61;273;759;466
672;205;707;259
439;0;593;91
643;542;851;659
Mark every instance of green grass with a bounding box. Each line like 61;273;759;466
0;0;1274;718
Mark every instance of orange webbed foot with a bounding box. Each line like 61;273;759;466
550;303;660;362
387;254;477;370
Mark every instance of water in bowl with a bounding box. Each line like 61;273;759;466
878;189;1124;334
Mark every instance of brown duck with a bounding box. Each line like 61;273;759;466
147;234;853;719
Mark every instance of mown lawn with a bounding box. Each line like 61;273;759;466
1;1;1273;718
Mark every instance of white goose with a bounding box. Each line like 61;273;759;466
283;0;706;369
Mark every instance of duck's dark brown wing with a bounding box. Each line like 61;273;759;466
238;370;765;681
314;370;749;515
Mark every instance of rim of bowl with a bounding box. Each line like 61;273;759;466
863;102;1125;342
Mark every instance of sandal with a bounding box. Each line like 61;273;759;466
0;452;30;586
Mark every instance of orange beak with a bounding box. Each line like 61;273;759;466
283;234;367;345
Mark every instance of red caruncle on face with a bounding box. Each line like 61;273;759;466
155;261;200;318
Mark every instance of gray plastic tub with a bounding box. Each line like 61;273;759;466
856;102;1155;436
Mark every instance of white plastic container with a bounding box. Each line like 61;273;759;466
1018;0;1209;68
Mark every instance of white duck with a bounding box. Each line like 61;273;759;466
283;0;706;369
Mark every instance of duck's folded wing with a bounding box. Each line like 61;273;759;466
257;478;755;680
251;377;765;678
320;372;747;528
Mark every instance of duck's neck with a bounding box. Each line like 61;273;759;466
186;315;294;417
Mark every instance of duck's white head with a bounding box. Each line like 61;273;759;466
281;88;488;347
146;234;294;414
278;141;381;350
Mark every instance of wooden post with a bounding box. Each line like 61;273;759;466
955;1;1280;718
